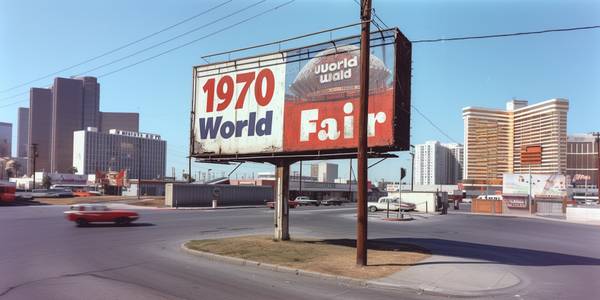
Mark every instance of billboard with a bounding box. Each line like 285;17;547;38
191;29;411;159
502;173;567;198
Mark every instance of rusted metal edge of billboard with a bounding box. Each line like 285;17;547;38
194;150;398;164
193;28;398;74
195;41;396;79
201;21;372;60
190;27;411;161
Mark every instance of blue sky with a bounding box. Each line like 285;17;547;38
1;0;599;182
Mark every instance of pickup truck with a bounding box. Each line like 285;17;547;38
368;196;416;212
294;196;320;206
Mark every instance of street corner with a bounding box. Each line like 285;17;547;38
376;255;524;297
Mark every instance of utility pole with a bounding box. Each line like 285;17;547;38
31;143;38;190
595;132;600;194
410;144;415;191
137;139;142;199
356;0;371;267
188;155;192;183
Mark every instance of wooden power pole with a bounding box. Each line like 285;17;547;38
595;132;600;194
356;0;371;266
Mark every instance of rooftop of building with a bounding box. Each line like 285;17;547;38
78;127;162;140
568;133;599;142
462;98;569;114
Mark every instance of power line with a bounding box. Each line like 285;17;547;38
97;0;296;79
74;0;268;77
0;98;28;109
413;25;600;43
412;105;461;144
1;20;598;108
0;0;233;94
0;90;28;102
0;0;287;106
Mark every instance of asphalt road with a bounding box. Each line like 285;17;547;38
1;204;599;300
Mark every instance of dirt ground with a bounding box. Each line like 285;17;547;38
33;196;165;207
186;236;431;280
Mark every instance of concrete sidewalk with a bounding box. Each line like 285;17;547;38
183;241;525;298
451;209;600;226
375;255;523;297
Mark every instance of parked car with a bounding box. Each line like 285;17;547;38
30;188;73;198
368;196;416;212
64;204;139;226
320;198;345;206
266;200;299;209
294;196;320;206
50;188;74;198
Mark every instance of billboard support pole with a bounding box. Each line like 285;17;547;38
356;0;372;267
274;161;290;241
299;161;303;196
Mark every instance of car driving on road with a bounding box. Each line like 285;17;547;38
294;196;320;206
64;204;139;226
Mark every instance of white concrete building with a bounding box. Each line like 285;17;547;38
311;162;339;183
414;141;463;185
73;128;166;180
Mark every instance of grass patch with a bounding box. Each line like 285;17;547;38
186;236;430;279
127;198;166;207
35;196;132;205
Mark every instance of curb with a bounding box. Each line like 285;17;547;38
452;211;600;226
180;242;520;298
169;205;265;210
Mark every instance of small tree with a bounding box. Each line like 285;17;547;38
42;175;52;189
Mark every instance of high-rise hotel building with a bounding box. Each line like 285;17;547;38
414;141;463;185
27;76;139;175
463;99;568;181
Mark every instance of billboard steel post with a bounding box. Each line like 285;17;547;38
274;161;290;241
356;0;371;267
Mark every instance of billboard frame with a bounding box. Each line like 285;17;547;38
189;28;411;163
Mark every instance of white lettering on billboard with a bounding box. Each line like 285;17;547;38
194;54;286;155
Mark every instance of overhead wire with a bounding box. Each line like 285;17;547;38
0;0;294;107
97;0;296;78
0;3;598;110
0;0;233;94
74;0;268;77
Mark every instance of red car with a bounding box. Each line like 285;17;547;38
266;200;299;209
65;204;139;226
